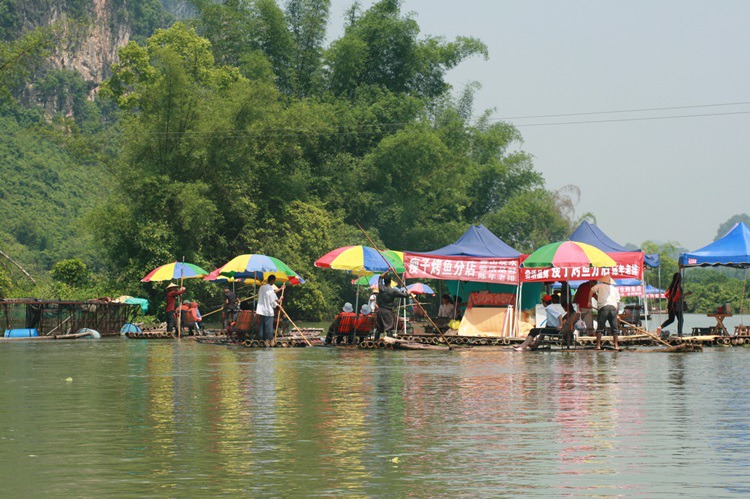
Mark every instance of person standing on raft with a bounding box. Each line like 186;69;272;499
589;275;620;350
572;280;597;336
256;275;285;341
374;271;411;341
657;272;689;337
165;282;185;334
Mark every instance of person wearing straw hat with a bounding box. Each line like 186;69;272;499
165;282;185;334
589;275;621;350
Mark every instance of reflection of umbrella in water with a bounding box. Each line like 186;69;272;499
521;241;616;269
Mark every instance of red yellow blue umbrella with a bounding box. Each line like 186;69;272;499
315;246;405;274
141;261;209;282
212;254;304;285
521;241;616;269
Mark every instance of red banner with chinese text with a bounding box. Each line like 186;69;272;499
404;253;520;285
519;251;644;283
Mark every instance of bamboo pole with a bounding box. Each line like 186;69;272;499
274;285;286;341
619;318;673;348
277;304;312;346
0;249;36;283
201;294;257;319
356;223;451;348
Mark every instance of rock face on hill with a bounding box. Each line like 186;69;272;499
7;0;189;89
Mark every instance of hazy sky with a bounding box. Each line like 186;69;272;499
327;0;750;249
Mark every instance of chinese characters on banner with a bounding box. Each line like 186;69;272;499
468;292;516;307
403;253;519;285
520;252;644;283
617;285;645;297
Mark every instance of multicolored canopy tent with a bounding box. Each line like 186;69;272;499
679;222;750;320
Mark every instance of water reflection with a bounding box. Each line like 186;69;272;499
2;342;750;495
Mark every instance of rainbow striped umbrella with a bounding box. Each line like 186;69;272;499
522;241;616;269
406;283;435;295
141;261;209;282
315;246;405;274
213;254;304;285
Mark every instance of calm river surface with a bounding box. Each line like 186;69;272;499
2;331;750;496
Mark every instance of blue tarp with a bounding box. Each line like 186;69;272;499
679;222;750;268
569;221;660;268
124;297;149;313
422;224;521;258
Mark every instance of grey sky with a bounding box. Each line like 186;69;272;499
327;0;750;250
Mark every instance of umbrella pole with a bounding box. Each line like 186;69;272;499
740;268;748;324
177;257;184;338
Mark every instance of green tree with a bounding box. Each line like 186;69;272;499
285;0;330;97
324;0;487;99
50;258;89;287
715;214;750;240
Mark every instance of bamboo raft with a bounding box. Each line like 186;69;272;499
191;328;325;348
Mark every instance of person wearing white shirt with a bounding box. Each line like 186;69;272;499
256;275;285;341
515;294;566;351
589;275;620;350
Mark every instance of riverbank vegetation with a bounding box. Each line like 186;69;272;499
0;0;748;319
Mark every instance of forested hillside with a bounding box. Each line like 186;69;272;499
1;0;747;318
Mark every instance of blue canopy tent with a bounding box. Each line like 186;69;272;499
679;222;750;268
424;224;521;259
569;221;660;268
420;225;541;330
679;222;750;321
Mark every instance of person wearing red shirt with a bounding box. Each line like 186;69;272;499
572;280;597;336
165;282;185;334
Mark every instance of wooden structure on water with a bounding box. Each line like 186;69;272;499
0;299;139;338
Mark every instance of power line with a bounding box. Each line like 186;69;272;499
496;101;750;120
513;110;750;127
123;101;750;137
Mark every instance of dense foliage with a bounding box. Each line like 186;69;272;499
1;0;748;320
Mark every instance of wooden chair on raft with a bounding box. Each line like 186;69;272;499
233;310;257;342
329;314;376;345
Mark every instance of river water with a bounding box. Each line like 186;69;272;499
2;325;750;496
